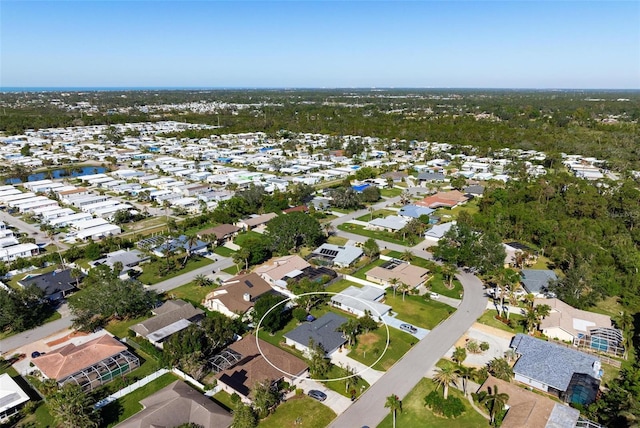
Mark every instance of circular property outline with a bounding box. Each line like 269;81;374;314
255;291;390;382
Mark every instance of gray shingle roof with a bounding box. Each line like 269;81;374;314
284;312;347;353
511;334;599;392
311;243;363;267
521;269;558;293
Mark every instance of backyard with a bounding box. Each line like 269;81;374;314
337;223;409;246
258;395;336;428
137;255;214;285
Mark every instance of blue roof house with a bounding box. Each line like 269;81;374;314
284;312;347;356
520;269;558;296
510;334;601;405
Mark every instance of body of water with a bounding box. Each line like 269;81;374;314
5;166;107;184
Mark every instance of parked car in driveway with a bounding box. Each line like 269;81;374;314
308;389;327;401
430;292;440;299
399;323;417;334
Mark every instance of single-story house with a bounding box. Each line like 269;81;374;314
463;184;485;197
535;298;621;352
203;273;274;319
18;268;85;301
130;300;205;349
510;334;601;405
197;224;241;245
114;380;232;428
424;221;456;243
398;204;435;220
366;215;408;232
366;259;431;289
521;269;558;296
330;285;391;320
151;235;208;258
477;376;580;428
415;190;469;209
236;212;278;232
417;172;448;183
214;334;308;402
32;334;140;392
0;373;30;423
254;255;311;289
90;249;150;276
310;243;363;268
284;312;348;356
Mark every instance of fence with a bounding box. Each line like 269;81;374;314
94;368;169;409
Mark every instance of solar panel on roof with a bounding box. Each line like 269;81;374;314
319;248;339;257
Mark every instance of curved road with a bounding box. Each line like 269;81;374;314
328;271;486;428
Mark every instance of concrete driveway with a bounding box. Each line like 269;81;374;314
297;378;353;415
381;313;430;340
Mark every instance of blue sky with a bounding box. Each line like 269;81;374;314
1;1;638;89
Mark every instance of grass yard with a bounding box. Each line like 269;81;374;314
477;310;526;334
434;199;480;220
350;257;388;280
325;278;361;293
378;377;487;428
234;230;263;247
355;209;397;222
529;255;554;270
380;187;404;198
348;327;416;371
427;275;463;299
259;395;336;428
164;280;215;309
327;235;349;246
101;373;179;427
105;314;151;339
223;265;239;275
213;245;236;257
337;223;407;246
592;295;624;318
385;293;455;330
212;390;235;411
137;255;214;285
321;364;369;398
385;251;436;269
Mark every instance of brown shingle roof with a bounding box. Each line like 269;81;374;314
197;224;241;240
216;334;308;397
240;212;278;228
203;273;272;314
33;334;127;380
367;262;430;288
254;255;311;283
115;380;232;428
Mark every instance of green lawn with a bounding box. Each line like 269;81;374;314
348;326;416;371
356;209;397;222
101;373;179;427
385;293;455;330
325;279;361;293
337;223;408;246
476;310;526;334
427;275;464;299
213;245;236;256
164;280;216;309
223;265;239;275
105;314;151;339
259;395;337;428
434;199;480;221
327;235;349;246
351;258;388;280
137;255;214;285
378;378;488;428
321;363;369;398
212;390;235;411
380;187;404;198
592;295;624;318
234;230;263;247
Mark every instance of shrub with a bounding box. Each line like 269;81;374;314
480;341;490;351
292;307;308;322
466;339;481;354
424;391;466;418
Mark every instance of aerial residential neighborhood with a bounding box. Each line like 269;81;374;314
0;94;635;428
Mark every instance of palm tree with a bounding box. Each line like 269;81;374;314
452;346;467;365
477;385;510;426
397;281;411;301
48;383;99;428
389;277;399;297
233;248;249;273
337;319;360;347
323;222;335;238
385;394;402;428
193;274;211;287
487;357;513;382
441;263;457;290
433;365;458;399
369;206;375;221
400;250;414;262
182;234;199;266
457;365;477;395
399;190;411;205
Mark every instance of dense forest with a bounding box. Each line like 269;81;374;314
1;89;639;169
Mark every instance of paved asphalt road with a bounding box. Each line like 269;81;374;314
0;256;235;355
327;271;487;428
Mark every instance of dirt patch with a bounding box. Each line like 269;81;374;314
356;332;379;347
46;331;88;347
471;322;516;340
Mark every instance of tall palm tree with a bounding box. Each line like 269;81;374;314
478;385;510;426
487;357;514;382
452;346;467;365
389;277;399;297
70;267;83;289
385;394;402;428
433;365;458;399
457;365;477;395
194;274;211;287
400;249;414;262
233;248;250;273
369;205;375;221
613;310;635;360
441;263;457;289
323;222;335;238
397;281;411;301
182;234;199;266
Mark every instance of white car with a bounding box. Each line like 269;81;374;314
430;292;440;299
